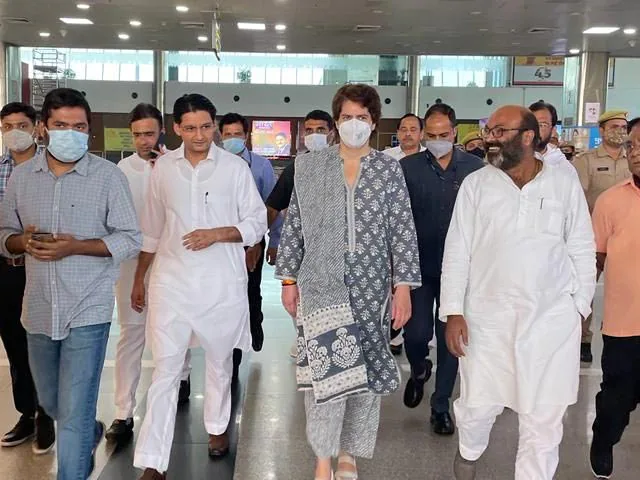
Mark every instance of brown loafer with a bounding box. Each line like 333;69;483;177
208;432;229;458
139;468;166;479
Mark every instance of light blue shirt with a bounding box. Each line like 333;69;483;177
240;148;282;248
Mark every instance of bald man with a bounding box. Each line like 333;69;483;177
441;106;596;479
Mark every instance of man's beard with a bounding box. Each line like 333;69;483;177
537;131;551;152
485;135;525;171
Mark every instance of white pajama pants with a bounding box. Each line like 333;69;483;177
454;399;567;480
114;322;192;420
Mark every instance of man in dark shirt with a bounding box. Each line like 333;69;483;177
400;103;484;436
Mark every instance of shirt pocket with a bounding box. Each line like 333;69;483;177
536;198;565;237
202;194;233;228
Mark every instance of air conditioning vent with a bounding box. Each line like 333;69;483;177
528;27;555;34
181;21;206;29
2;17;30;24
354;25;382;32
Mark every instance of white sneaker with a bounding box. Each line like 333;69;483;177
290;343;298;359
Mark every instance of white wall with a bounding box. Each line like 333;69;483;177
163;83;408;119
607;58;640;118
66;80;153;114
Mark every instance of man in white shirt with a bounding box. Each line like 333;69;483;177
441;105;595;480
133;94;267;479
529;101;575;176
105;104;191;446
384;113;426;160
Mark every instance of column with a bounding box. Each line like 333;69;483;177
562;51;610;126
405;55;420;115
0;43;7;109
5;45;22;103
152;50;166;116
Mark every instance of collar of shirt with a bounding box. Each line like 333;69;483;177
174;142;217;164
597;143;626;160
0;150;15;166
239;147;253;166
31;149;90;177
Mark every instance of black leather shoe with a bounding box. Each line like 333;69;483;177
590;440;613;478
390;343;403;356
232;349;242;385
1;415;35;447
581;343;593;363
178;376;191;405
431;411;455;435
32;411;55;454
251;325;264;352
403;359;433;408
105;418;134;445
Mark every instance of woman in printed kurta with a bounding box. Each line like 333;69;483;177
275;84;421;480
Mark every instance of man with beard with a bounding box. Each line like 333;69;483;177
573;110;631;363
441;105;596;480
529;101;575;175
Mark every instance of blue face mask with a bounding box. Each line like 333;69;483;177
47;129;89;163
222;137;246;155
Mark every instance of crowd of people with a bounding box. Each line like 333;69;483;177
0;84;637;480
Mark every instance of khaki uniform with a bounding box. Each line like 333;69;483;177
572;144;631;343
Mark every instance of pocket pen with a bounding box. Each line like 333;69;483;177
205;192;209;205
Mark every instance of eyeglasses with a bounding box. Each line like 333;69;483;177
537;122;552;129
480;126;527;139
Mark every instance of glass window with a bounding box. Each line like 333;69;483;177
86;63;103;80
187;65;203;82
69;61;86;80
250;66;266;84
120;64;137;81
139;64;154;82
281;67;297;85
102;63;119;81
203;65;219;83
419;55;508;87
266;67;281;85
219;66;234;83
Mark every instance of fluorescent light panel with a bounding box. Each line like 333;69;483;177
238;22;266;31
118;33;130;40
130;20;142;27
76;3;90;9
275;24;286;31
39;32;51;37
569;48;580;54
198;35;208;42
624;27;637;35
583;26;619;34
59;17;93;25
277;44;286;50
176;5;189;13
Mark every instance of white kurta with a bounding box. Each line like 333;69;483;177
540;145;577;178
141;143;267;357
440;161;595;413
383;144;426;160
116;153;152;325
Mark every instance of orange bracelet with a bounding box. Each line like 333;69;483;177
282;279;297;286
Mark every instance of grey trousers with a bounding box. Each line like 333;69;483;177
304;390;381;459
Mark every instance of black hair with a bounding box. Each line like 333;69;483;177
529;101;558;127
41;88;91;127
0;102;37;124
332;84;382;126
520;110;542;150
397;113;424;131
628;117;640;133
424;103;456;128
275;132;287;139
173;93;217;124
304;110;334;130
218;113;249;134
129;103;163;128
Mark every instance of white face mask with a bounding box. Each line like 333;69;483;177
338;119;372;149
304;133;328;152
425;140;453;159
3;129;35;153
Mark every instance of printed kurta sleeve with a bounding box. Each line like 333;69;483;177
234;164;267;247
565;175;597;319
0;172;23;258
592;195;613;253
140;163;166;253
274;185;304;281
101;168;142;264
386;160;421;288
439;178;475;321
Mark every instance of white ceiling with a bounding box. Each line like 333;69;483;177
1;0;640;56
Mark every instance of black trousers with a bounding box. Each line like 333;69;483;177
0;262;39;418
592;334;640;448
402;275;459;414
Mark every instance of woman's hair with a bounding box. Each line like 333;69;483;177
331;84;381;126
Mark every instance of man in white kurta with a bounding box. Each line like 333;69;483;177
133;94;266;477
440;106;595;480
107;104;192;446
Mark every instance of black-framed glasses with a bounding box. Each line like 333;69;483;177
481;126;527;139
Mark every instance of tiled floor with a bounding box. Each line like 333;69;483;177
1;267;639;479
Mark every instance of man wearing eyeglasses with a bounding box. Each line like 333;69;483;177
529;102;575;175
442;105;595;480
572;110;632;363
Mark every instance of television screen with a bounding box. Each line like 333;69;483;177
251;120;292;157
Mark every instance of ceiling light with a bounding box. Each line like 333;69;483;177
130;20;142;27
276;44;286;50
470;11;482;15
59;17;93;25
76;3;90;9
118;33;130;40
479;28;489;32
237;22;266;31
583;26;620;35
624;27;637;35
39;32;51;38
372;9;384;14
275;24;287;31
176;5;189;13
569;48;580;54
198;35;208;42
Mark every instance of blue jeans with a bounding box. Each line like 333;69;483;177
27;323;110;480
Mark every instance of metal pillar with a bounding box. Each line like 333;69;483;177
562;51;610;126
152;50;166;116
405;55;421;115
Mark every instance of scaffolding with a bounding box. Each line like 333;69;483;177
31;48;67;110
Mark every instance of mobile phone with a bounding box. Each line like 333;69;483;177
148;151;159;159
155;133;166;152
31;232;55;242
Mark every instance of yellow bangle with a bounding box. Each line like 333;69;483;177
282;280;297;286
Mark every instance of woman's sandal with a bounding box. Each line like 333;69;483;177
336;455;358;479
314;471;334;480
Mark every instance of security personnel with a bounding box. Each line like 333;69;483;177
573;109;632;363
460;130;485;158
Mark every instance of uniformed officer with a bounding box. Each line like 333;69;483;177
573;109;632;363
460;131;485;159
